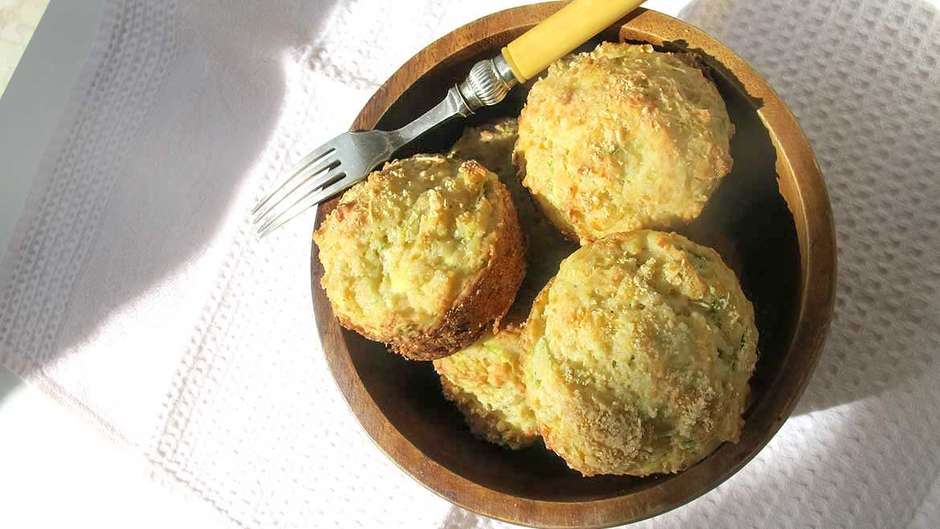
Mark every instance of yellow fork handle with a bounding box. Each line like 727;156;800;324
501;0;645;83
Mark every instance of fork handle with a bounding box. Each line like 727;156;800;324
454;0;644;112
502;0;645;82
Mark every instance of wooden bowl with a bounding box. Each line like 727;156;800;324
311;4;836;528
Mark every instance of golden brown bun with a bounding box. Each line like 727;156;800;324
525;231;758;476
516;43;734;243
315;154;525;360
433;326;538;449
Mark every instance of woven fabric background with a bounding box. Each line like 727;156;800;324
1;1;938;527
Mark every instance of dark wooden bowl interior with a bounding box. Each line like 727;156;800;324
312;5;835;527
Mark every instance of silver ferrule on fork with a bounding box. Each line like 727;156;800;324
253;55;519;238
391;55;519;147
458;56;518;109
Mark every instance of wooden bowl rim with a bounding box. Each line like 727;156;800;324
311;4;837;528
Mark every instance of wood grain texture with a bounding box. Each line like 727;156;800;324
311;4;836;528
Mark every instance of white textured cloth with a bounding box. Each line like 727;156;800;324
1;0;938;528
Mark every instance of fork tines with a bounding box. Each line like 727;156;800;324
252;143;346;238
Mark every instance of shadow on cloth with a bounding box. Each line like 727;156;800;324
0;0;340;404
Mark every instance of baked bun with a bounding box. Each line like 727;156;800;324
515;43;734;243
525;230;757;476
433;327;538;449
315;154;525;360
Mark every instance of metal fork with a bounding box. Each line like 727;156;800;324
252;57;518;237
